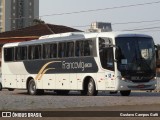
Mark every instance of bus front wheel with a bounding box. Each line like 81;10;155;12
87;78;98;96
120;90;131;96
28;79;44;95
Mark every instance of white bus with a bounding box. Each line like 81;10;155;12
1;32;157;96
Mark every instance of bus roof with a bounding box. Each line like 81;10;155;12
3;31;152;47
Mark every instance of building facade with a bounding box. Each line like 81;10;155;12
0;0;39;32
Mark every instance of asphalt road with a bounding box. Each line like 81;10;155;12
0;89;160;110
0;89;160;120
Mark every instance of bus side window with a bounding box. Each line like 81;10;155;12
50;43;57;58
84;40;92;56
15;47;21;61
4;48;15;62
35;45;42;59
43;44;50;59
22;47;27;60
58;42;66;58
67;42;74;57
28;46;34;60
15;47;27;61
75;41;84;57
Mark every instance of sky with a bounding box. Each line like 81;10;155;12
39;0;160;44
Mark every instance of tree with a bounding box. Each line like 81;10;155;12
33;19;45;25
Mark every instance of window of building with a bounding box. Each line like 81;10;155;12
12;20;16;24
4;48;15;62
13;6;16;10
13;13;16;16
29;2;32;6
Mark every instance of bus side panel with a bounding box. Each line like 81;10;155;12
77;74;83;90
36;75;43;89
2;62;17;88
70;73;77;90
105;71;116;90
55;74;70;90
16;75;23;88
42;74;56;89
3;75;17;88
96;73;106;90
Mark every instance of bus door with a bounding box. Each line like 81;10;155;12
99;41;116;90
103;47;115;90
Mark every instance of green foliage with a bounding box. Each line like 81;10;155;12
33;19;45;25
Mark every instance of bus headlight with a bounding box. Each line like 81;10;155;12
154;77;157;80
117;76;126;81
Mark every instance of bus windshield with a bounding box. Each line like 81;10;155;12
115;37;156;81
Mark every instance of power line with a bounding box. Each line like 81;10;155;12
10;0;160;20
122;21;160;30
71;25;90;28
120;26;160;31
112;19;160;25
39;0;160;18
71;19;160;28
132;29;160;33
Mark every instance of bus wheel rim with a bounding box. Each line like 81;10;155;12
30;82;36;93
88;82;93;93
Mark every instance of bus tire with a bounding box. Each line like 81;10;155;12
87;78;98;96
0;83;2;91
8;88;14;91
120;90;131;96
28;79;44;95
28;79;37;95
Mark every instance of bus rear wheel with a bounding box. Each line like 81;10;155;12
87;78;98;96
28;79;44;95
120;90;131;96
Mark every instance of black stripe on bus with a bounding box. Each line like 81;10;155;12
23;57;99;74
